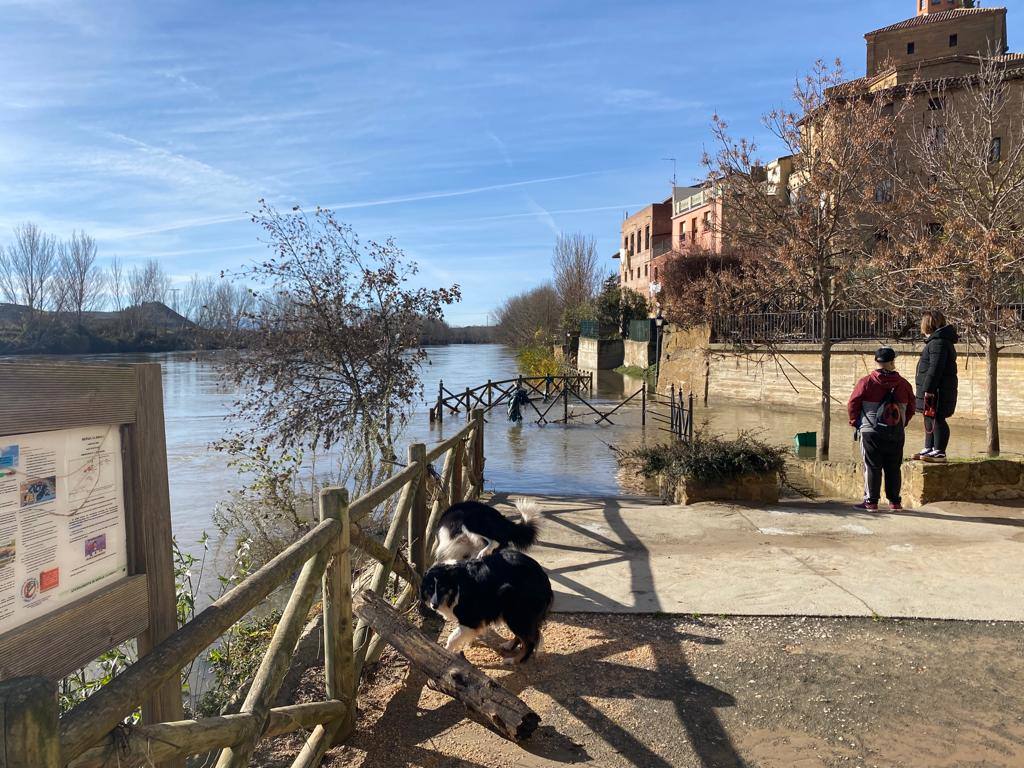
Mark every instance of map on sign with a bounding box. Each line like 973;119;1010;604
0;425;128;634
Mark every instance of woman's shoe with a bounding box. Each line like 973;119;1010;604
889;502;904;511
854;501;879;511
921;452;947;463
912;449;935;460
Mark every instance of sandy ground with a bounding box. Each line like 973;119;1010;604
258;613;1024;768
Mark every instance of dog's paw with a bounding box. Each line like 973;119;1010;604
500;655;519;666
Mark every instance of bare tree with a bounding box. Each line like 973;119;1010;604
127;259;171;306
492;284;562;348
889;55;1024;455
703;59;901;459
551;232;603;321
56;231;104;323
108;257;125;312
0;222;58;315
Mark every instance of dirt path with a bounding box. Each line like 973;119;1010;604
263;613;1024;768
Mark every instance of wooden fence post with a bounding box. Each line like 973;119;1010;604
464;387;471;418
563;385;569;423
437;380;444;424
407;443;429;579
0;677;59;768
486;380;493;407
450;439;465;504
125;363;184;767
472;409;485;496
320;488;355;740
641;385;646;426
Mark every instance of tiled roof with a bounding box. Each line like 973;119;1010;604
865;7;1003;37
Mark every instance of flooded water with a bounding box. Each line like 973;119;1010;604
52;346;652;551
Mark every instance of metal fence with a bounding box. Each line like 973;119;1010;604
628;319;652;342
711;308;916;344
579;319;599;339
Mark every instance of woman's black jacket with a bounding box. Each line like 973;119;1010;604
914;325;959;417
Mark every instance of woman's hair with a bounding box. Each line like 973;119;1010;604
921;310;947;336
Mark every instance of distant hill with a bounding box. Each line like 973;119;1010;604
0;301;207;355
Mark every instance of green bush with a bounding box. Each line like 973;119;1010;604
619;431;788;484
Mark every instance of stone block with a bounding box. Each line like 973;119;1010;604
662;471;780;506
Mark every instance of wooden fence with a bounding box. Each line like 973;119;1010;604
1;411;486;768
430;374;592;423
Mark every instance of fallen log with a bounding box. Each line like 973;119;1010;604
352;589;540;742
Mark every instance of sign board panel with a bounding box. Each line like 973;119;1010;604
0;425;128;633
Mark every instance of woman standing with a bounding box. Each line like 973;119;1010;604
913;310;959;463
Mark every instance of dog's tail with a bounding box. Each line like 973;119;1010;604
508;497;543;550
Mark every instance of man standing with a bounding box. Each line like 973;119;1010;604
848;347;916;511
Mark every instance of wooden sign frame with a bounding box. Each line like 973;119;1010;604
0;362;183;728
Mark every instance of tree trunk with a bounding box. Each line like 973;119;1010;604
818;313;833;461
986;330;1000;456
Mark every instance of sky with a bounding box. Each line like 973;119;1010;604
2;1;1021;324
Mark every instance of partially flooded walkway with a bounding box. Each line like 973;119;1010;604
490;492;1024;621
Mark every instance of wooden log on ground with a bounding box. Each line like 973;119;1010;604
352;590;540;742
67;701;347;768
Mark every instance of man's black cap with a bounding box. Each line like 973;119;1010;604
875;347;896;363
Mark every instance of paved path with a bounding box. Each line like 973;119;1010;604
489;493;1024;621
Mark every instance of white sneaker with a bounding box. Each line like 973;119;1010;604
911;448;935;460
921;451;947;463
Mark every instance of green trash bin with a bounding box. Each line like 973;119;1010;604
794;431;817;449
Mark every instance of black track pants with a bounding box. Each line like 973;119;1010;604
860;432;905;505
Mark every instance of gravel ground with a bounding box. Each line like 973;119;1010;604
258;613;1024;768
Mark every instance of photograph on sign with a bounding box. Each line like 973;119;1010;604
0;425;128;634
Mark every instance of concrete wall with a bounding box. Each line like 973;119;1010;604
623;339;656;369
578;337;625;370
657;324;1024;424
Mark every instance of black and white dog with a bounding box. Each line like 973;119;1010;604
435;499;541;563
420;548;553;663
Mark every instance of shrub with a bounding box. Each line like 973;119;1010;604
517;343;562;377
618;431;788;484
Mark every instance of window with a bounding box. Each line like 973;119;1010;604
949;34;958;48
926;125;946;147
629;233;635;255
653;266;659;281
919;0;925;9
703;211;711;229
644;264;648;277
645;225;650;250
690;217;697;241
991;137;1002;162
907;42;916;55
881;103;895;117
927;97;944;111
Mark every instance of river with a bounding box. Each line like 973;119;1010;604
63;345;651;552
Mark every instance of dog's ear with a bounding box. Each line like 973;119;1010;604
461;525;492;551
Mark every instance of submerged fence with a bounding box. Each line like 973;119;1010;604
430;374;593;422
4;414;486;768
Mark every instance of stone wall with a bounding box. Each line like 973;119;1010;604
578;337;625;370
657;324;1024;425
622;339;656;369
792;458;1024;507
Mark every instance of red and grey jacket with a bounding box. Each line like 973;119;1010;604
847;369;916;432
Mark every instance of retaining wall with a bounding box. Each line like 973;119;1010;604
658;324;1024;424
622;339;656;369
578;338;625;370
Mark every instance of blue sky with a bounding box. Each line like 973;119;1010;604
2;1;1020;324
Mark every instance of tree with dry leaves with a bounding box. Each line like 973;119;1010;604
223;200;460;498
0;222;58;317
56;231;105;323
886;55;1024;455
702;60;901;459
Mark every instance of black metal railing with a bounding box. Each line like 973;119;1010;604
711;308;917;344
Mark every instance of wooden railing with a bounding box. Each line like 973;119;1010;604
1;411;486;768
430;374;593;422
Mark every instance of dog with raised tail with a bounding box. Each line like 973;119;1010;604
421;548;553;664
434;498;541;563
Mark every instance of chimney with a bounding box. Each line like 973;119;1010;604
917;0;970;16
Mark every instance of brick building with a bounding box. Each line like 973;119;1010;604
615;199;672;296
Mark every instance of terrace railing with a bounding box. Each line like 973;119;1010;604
711;308;916;344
